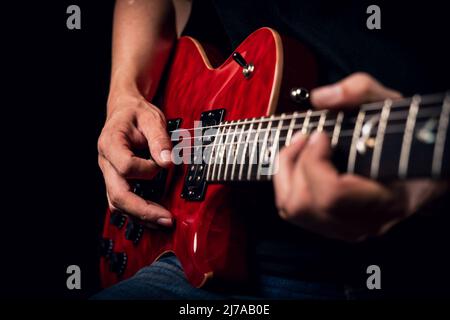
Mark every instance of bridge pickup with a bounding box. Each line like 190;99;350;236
132;118;182;201
181;109;225;201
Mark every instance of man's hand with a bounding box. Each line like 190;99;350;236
98;93;173;228
274;73;444;242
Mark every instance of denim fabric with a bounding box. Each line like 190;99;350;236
92;254;382;300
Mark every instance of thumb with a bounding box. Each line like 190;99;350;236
138;111;173;168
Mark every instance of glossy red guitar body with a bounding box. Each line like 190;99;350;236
100;28;317;288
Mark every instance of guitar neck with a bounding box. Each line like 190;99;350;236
178;92;450;183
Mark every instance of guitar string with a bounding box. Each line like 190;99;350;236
181;120;436;175
164;94;446;134
168;106;443;143
169;113;441;152
190;120;434;170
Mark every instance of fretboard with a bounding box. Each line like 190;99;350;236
175;92;450;183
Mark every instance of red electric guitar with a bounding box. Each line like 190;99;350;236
100;28;450;288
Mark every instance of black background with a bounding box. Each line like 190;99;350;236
1;0;450;300
2;1;115;298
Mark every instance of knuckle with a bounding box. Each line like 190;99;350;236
278;148;289;161
97;156;105;170
109;192;124;210
97;132;109;154
353;72;374;92
281;201;308;221
315;188;341;213
115;158;134;177
108;203;121;215
142;107;166;126
143;207;160;221
352;72;372;82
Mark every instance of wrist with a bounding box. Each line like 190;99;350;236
107;84;147;116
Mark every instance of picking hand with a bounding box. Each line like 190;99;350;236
98;93;173;228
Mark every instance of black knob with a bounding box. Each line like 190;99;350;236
99;238;114;258
232;52;248;68
109;252;127;276
290;87;310;103
125;219;144;245
110;211;127;229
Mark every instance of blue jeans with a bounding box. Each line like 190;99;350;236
92;254;380;300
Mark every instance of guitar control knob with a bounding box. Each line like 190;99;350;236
125;219;144;245
290;87;310;103
110;211;127;229
109;252;127;276
99;238;114;258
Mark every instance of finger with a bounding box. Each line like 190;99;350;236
311;72;402;109
389;179;448;214
99;129;160;180
137;109;172;168
298;132;395;238
300;132;395;221
301;132;387;211
103;160;173;226
273;132;308;208
300;131;339;196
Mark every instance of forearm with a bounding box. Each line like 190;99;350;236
108;0;177;113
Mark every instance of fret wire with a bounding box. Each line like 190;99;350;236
370;99;392;179
317;111;327;132
361;92;443;112
238;121;255;181
230;121;246;180
205;123;224;180
216;122;234;181
210;122;228;181
285;112;298;146
331;111;344;147
257;115;275;180
223;120;240;180
347;110;366;173
247;121;263;180
301;110;312;134
399;95;421;178
267;115;285;177
432;92;450;178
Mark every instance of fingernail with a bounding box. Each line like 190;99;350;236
157;217;173;227
290;131;307;144
308;131;322;145
312;85;343;106
160;150;172;163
